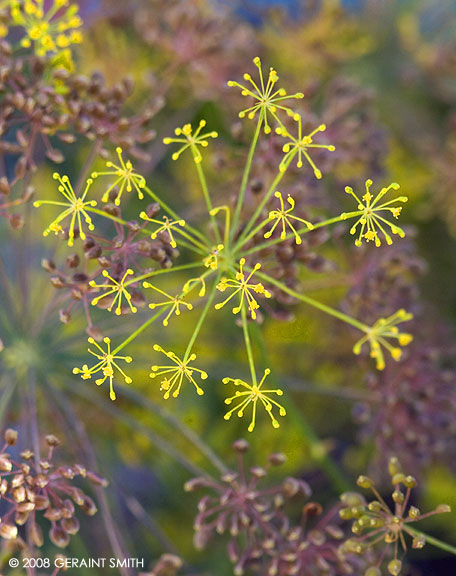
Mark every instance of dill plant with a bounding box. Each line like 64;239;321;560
0;2;455;574
40;57;415;431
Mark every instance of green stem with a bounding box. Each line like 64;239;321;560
195;161;222;245
142;185;178;224
255;270;368;333
87;207;206;255
241;214;348;256
233;216;271;255
165;224;209;253
250;323;350;492
143;184;211;246
183;272;221;362
113;308;167;355
406;526;456;556
124;262;204;288
86;208;207;254
235;149;297;248
230;112;263;243
241;305;257;386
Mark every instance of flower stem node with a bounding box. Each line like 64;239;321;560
353;309;413;371
150;345;208;398
34;174;96;247
223;369;286;432
73;337;132;401
163;120;218;164
342;180;408;247
215;258;271;320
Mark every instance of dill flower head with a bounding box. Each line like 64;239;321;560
278;119;335;177
11;0;83;58
215;258;271;320
150;345;208;399
264;190;314;244
143;283;193;326
73;337;133;401
340;457;451;576
163;120;218;164
228;56;304;134
33;174;97;247
353;309;413;370
91;147;146;206
203;243;224;270
140;211;186;249
342;180;408;247
89;269;138;316
222;369;286;432
0;429;106;549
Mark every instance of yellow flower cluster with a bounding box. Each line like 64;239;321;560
11;0;82;58
215;259;271;320
223;369;286;432
73;337;132;401
33;173;96;247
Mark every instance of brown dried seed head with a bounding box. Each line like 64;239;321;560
80;495;97;516
50;525;70;549
0;524;18;540
86;471;109;487
0;454;12;472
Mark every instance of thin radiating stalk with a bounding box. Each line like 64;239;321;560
183;272;221;362
241;305;257;385
143;184;209;245
195;161;222;245
234;148;297;248
230;112;264;242
113;308;168;355
406;526;456;556
87;207;207;256
255;269;368;334
240;214;349;256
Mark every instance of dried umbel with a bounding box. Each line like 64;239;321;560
340;457;451;576
186;440;370;576
0;26;157;196
186;439;310;573
0;429;107;549
130;0;256;100
339;240;456;474
356;322;456;477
